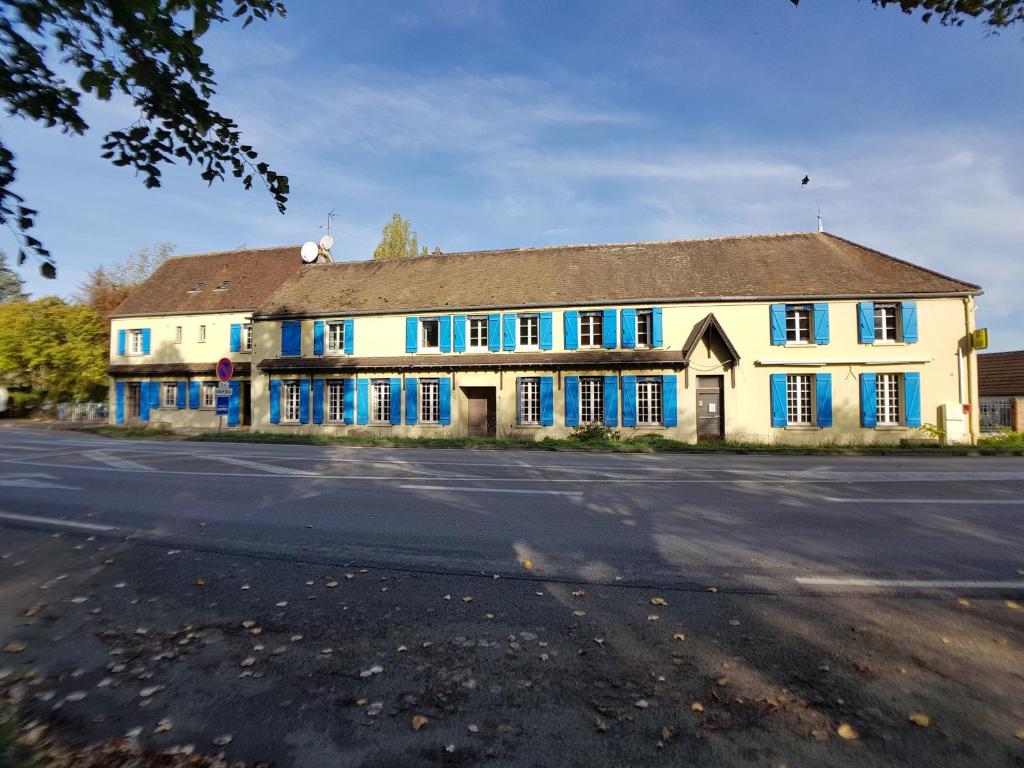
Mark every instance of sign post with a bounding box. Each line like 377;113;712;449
215;358;234;430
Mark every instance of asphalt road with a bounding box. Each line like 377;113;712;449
1;425;1023;593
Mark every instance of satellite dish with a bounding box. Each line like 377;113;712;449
319;234;334;251
300;241;319;263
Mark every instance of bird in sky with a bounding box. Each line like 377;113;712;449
801;175;810;186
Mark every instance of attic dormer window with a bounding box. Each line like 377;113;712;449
188;281;205;293
214;280;229;291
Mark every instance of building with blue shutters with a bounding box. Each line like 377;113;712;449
108;232;983;444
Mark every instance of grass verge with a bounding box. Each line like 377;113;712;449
75;425;1024;455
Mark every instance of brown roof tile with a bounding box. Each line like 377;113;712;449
107;362;253;377
111;246;304;318
254;232;980;318
978;350;1024;397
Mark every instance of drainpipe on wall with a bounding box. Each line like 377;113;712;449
962;296;979;445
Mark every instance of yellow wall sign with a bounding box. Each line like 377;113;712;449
972;328;989;350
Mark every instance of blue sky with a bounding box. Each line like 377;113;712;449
5;0;1023;350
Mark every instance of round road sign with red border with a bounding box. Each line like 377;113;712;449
216;357;234;383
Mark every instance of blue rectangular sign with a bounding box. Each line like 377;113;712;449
215;394;230;416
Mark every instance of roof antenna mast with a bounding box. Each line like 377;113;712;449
816;208;824;234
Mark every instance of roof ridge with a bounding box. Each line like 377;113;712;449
165;244;303;262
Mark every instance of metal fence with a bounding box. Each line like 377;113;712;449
980;398;1012;432
57;402;108;422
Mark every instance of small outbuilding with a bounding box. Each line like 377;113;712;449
978;350;1024;432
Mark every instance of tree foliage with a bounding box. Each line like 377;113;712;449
373;213;432;260
0;1;289;277
0;250;27;302
76;241;174;321
0;296;108;401
790;0;1024;29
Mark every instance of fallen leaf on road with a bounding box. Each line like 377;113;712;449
1016;729;1024;741
412;714;429;730
468;723;480;733
194;578;205;586
397;645;407;653
909;713;931;727
212;734;232;746
650;597;667;606
275;601;288;607
326;581;339;588
485;613;495;620
125;727;143;739
707;587;718;593
241;584;250;590
463;596;474;603
291;635;303;642
240;657;256;667
661;726;678;742
957;597;970;606
65;691;87;702
647;614;660;622
837;723;859;740
523;559;533;570
71;596;88;604
1006;600;1021;610
139;686;164;698
154;718;173;733
940;636;952;644
595;718;608;732
135;628;148;636
242;620;255;628
672;633;686;642
571;590;586;598
634;699;650;709
593;637;604;645
717;677;730;687
4;642;27;653
305;581;314;586
573;610;586;617
691;702;704;713
21;605;42;617
359;568;368;574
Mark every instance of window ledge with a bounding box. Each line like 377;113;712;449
784;343;818;348
874;425;908;431
783;425;821;431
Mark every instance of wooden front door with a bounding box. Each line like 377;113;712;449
696;375;723;440
464;387;496;437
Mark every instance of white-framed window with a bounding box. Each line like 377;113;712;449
127;329;144;355
198;325;207;343
786;305;812;344
282;380;301;422
327;321;345;354
877;373;901;425
202;382;217;409
518;314;539;349
579;311;603;348
518;378;540;425
420;379;440;423
174;326;182;344
371;379;390;423
874;303;900;342
636;378;663;425
636;310;653;347
327;380;344;422
163;383;177;407
242;323;253;352
580;377;604;424
468;316;489;350
786;374;814;425
420;319;440;352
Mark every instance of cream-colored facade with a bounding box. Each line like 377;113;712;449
108;235;981;444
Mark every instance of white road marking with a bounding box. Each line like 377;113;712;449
796;577;1024;589
399;484;583;496
82;450;151;471
0;476;81;490
0;511;115;532
211;455;318;476
824;497;1022;505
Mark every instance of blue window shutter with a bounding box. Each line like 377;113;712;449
813;304;830;345
770;305;787;346
343;378;355;424
621;375;637;427
228;381;241;427
816;373;832;427
139;382;150;421
299;379;310;424
453;315;467;353
602;309;617;348
860;373;877;427
540;376;554;426
405;378;418;425
901;302;918;343
539;312;553;351
662;375;678;427
230;323;241;352
405;317;418;353
281;321;301;356
388;378;400;424
904;372;921;426
189;380;200;409
770;374;788;427
603;376;619;426
487;314;500;351
115;382;125;424
269;379;281;424
141;328;151;355
439;378;452;425
439;315;452;353
564;376;579;427
563;311;578;350
117;329;126;355
313;321;325;356
149;381;160;410
502;314;516;351
312;379;324;424
858;302;875;344
176;381;186;409
651;307;663;348
344;319;354;354
357;379;369;424
621;309;637;349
